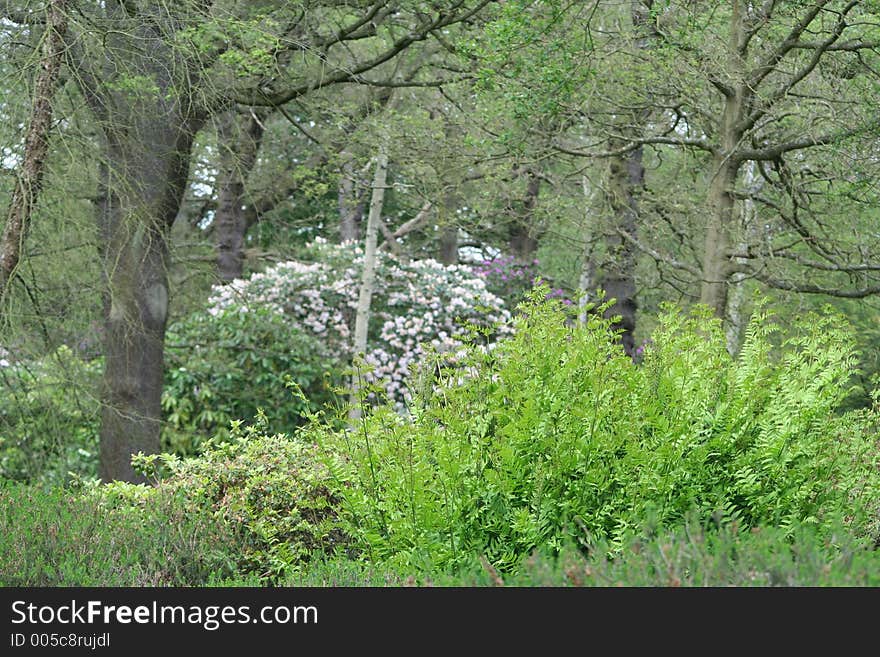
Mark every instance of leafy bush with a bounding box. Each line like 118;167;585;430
208;237;510;404
0;346;100;484
162;306;337;453
104;416;347;582
0;482;237;585
313;291;880;571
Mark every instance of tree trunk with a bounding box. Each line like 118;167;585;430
725;160;762;354
438;224;458;265
339;149;365;243
578;256;596;326
700;1;746;319
601;147;643;357
701;153;741;319
350;146;388;418
577;177;596;326
71;2;206;483
595;2;653;356
97;124;196;483
438;186;459;265
215;109;265;282
0;0;67;306
507;173;541;263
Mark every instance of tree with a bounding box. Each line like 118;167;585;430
350;143;388;418
560;1;880;323
0;0;495;482
0;0;67;311
213;108;268;282
592;1;655;357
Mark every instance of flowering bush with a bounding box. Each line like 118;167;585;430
472;255;571;308
209;238;511;404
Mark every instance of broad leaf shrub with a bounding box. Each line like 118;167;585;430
101;416;347;582
313;290;880;571
207;237;510;405
162;306;337;454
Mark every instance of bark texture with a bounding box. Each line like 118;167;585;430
0;0;67;305
700;1;746;318
215;110;265;282
507;172;541;263
601;147;643;357
350;147;388;417
74;3;205;482
339;149;366;243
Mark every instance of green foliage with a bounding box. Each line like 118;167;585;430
466;1;595;126
449;517;880;587
105;417;347;582
313;291;880;571
0;346;100;484
281;516;880;587
0;481;237;586
162;307;339;454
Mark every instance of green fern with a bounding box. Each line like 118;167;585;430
310;289;880;572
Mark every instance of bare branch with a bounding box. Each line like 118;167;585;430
270;101;322;145
316;1;390;51
349;74;471;88
377;218;402;256
555;135;717;159
735;121;878;162
790;39;880;51
378;201;434;252
753;250;880;273
616;228;701;277
708;76;735;98
741;0;779;55
746;272;880;298
1;0;67;307
738;2;856;134
232;1;493;107
0;0;43;25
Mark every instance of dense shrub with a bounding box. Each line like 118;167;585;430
207;237;510;404
313;291;880;571
0;346;100;484
103;417;346;582
0;482;236;585
162;306;338;453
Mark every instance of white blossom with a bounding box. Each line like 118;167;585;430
205;239;511;403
